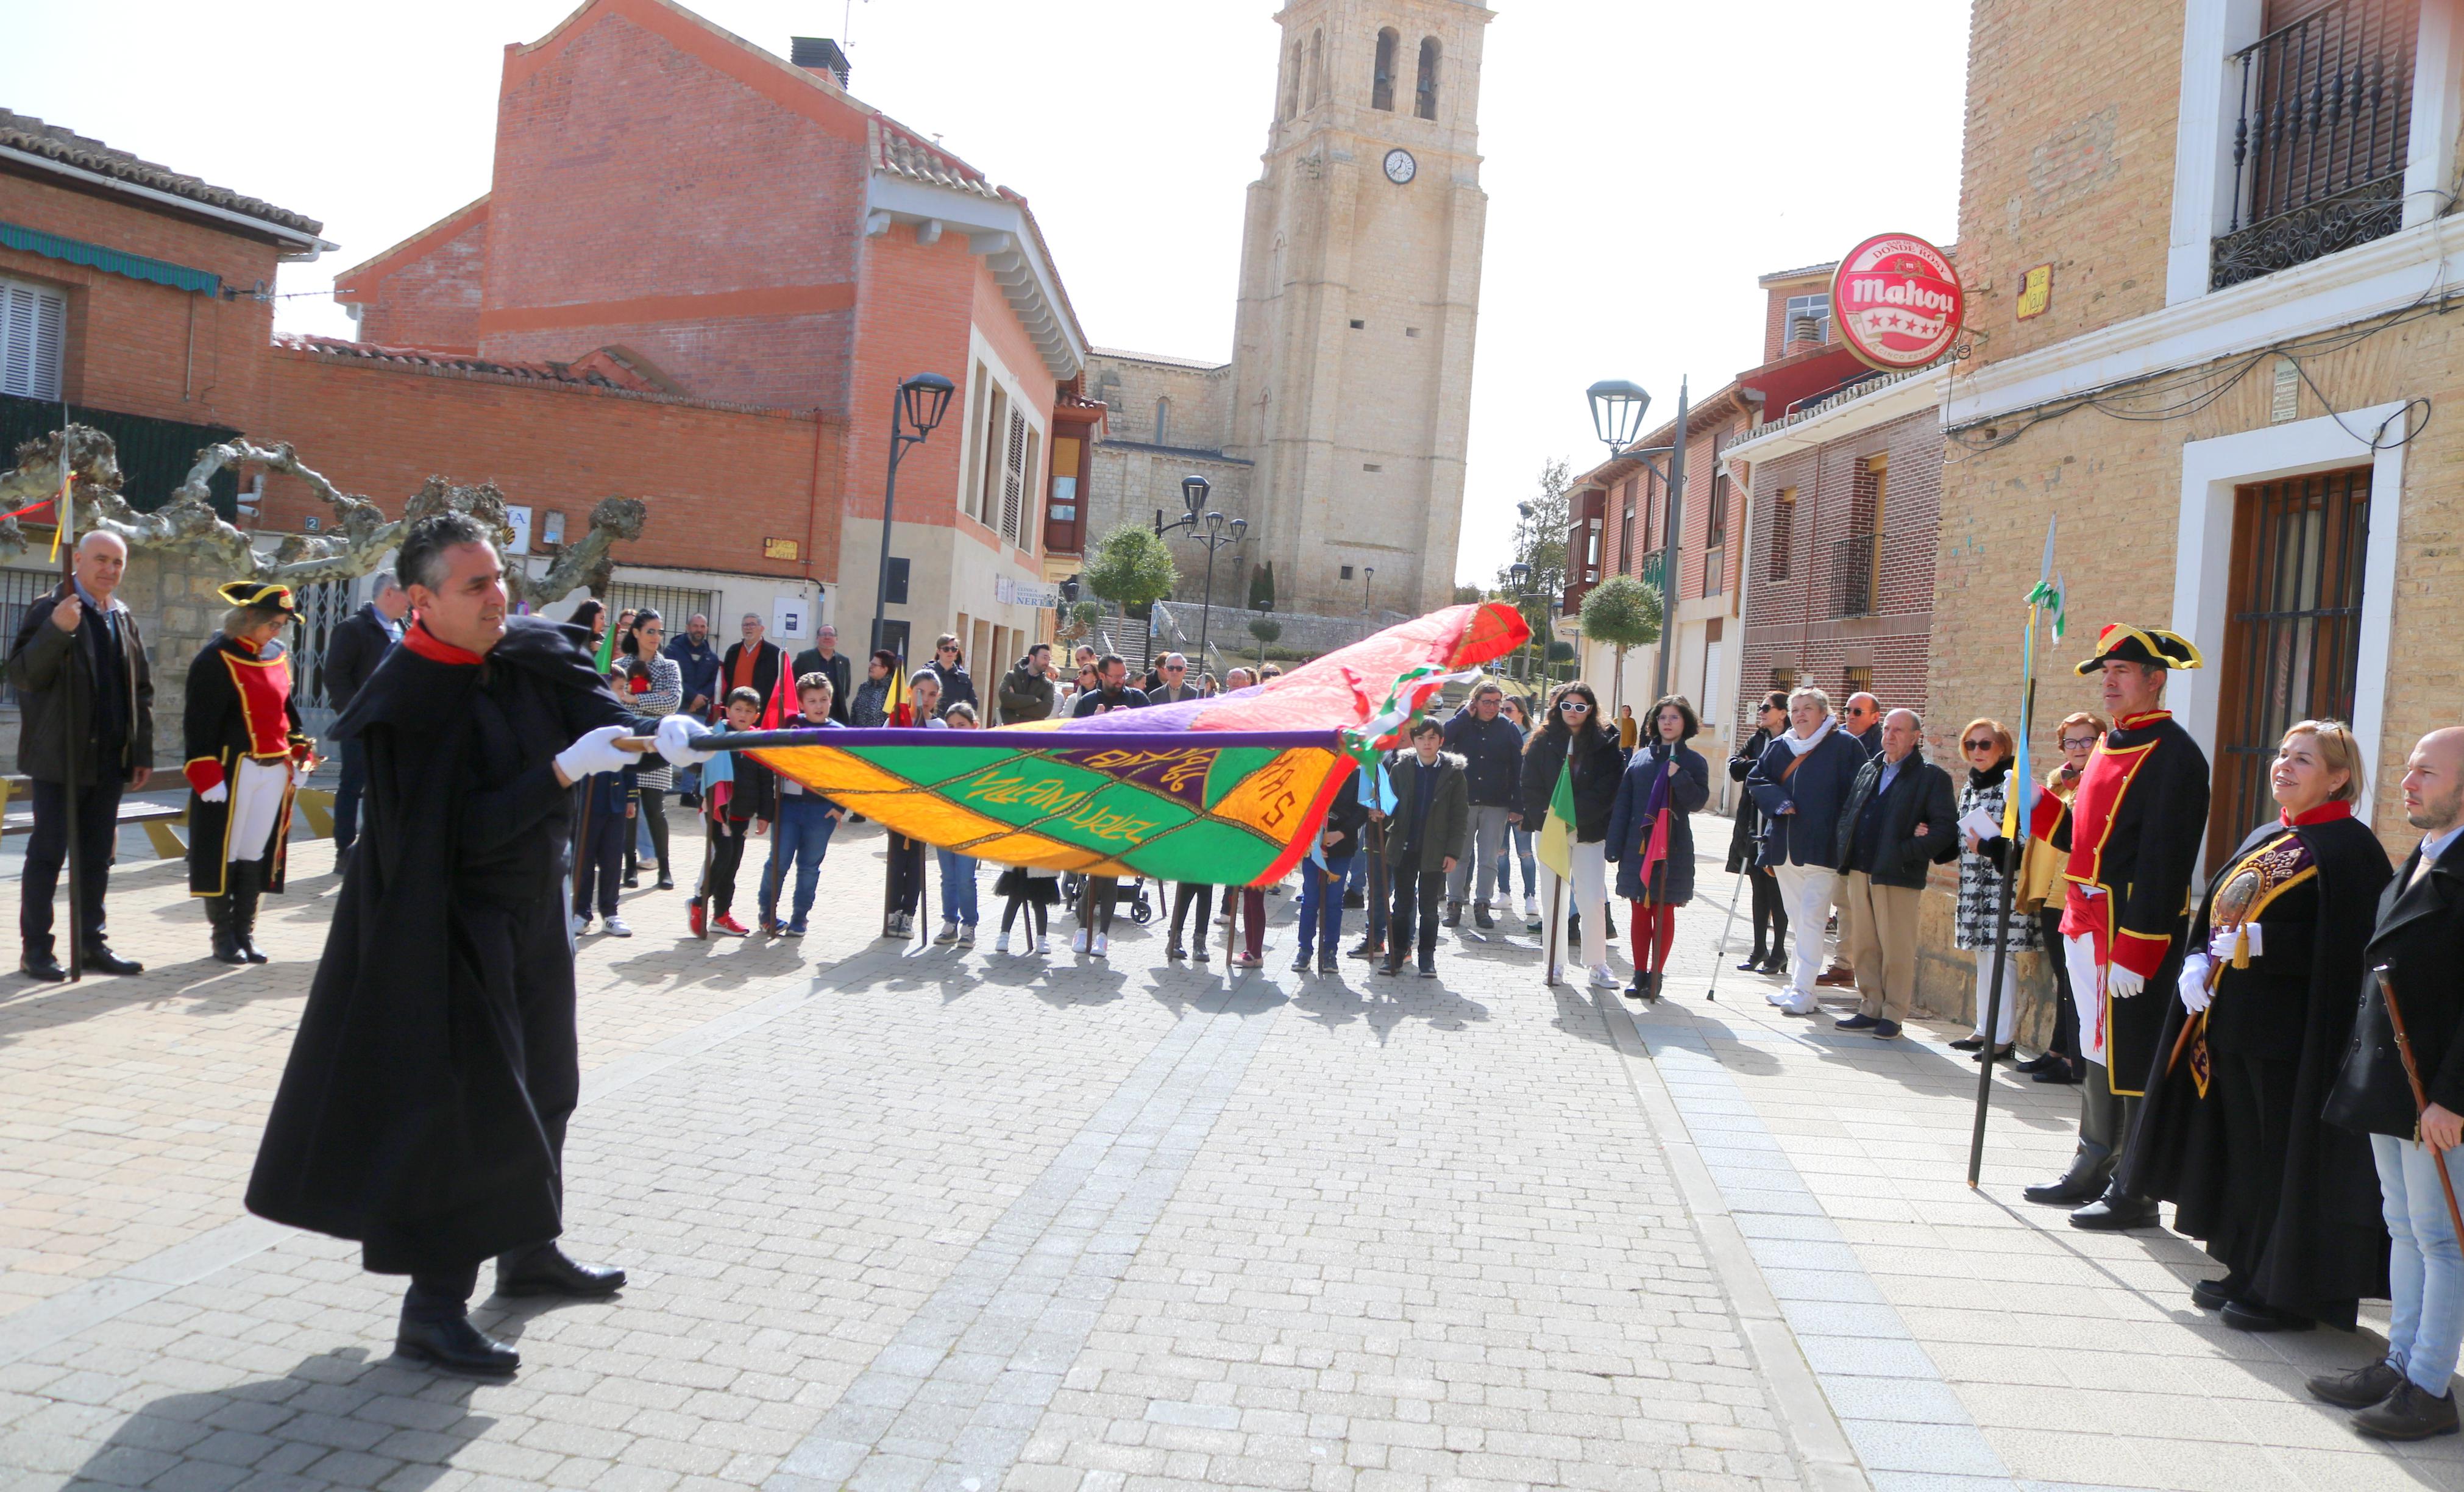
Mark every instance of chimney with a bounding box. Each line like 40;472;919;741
790;37;850;87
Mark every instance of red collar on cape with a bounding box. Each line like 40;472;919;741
402;619;486;667
2281;799;2355;828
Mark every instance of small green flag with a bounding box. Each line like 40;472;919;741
593;616;618;673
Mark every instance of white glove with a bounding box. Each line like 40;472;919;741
2178;953;2214;1014
200;781;228;804
2209;923;2260;962
555;724;634;781
655;714;717;767
2107;963;2148;999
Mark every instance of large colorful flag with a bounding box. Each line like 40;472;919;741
733;603;1529;888
1536;756;1577;881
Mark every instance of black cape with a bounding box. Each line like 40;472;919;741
2121;812;2393;1318
245;618;643;1273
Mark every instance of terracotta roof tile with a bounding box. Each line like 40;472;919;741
0;108;323;236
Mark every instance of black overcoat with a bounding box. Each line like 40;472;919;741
1725;726;1773;873
1606;743;1710;904
1519;721;1621;843
2326;831;2464;1135
245;618;646;1274
182;633;309;895
2124;812;2392;1319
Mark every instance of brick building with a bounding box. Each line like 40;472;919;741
1559;269;1881;800
1902;0;2463;1014
331;0;1094;670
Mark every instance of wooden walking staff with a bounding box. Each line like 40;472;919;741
2376;965;2464;1246
1967;519;2062;1187
55;460;83;983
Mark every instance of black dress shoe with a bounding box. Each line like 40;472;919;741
2307;1359;2405;1409
2190;1276;2243;1312
1970;1045;2015;1064
2034;1062;2084;1085
79;947;143;977
494;1245;627;1299
1834;1014;1880;1032
2220;1298;2313;1332
396;1315;519;1379
1948;1037;1984;1051
1738;955;1767;971
2069;1190;2161;1231
1472;903;1494;929
2022;1159;2108;1208
20;954;65;982
2013;1053;2057;1074
2352;1380;2462;1440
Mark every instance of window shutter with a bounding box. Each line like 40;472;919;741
1;280;66;400
1001;410;1026;541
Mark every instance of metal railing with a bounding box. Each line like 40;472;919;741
2212;0;2415;290
1830;534;1877;619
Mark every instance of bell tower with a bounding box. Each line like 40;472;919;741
1228;0;1490;618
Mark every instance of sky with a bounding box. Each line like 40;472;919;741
3;0;1970;588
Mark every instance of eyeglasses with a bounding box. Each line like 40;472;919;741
1163;664;1185;672
1962;739;1998;751
2059;736;2098;750
1559;701;1591;714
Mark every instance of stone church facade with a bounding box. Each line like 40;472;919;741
1082;0;1490;620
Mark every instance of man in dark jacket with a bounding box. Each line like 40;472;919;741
321;572;410;863
246;513;677;1380
787;622;853;725
1828;709;1956;1040
2315;726;2464;1437
1746;687;1870;1015
1375;719;1468;978
996;643;1057;723
1843;692;1884;758
7;531;154;981
719;614;786;717
1443;683;1524;929
1146;652;1201;703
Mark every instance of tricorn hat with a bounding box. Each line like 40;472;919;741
2074;623;2201;676
216;580;300;617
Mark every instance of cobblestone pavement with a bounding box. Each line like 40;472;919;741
0;811;2452;1491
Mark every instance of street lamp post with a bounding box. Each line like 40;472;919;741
1507;560;1542;686
1155;474;1246;671
870;371;956;657
1586;375;1689;700
1362;566;1374;613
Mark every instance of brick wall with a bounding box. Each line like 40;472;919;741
1956;0;2182;363
0;174;281;432
257;343;840;583
338;199;488;352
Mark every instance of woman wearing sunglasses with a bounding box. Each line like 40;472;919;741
1951;719;2040;1060
1519;681;1623;987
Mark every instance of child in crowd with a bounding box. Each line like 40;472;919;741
689;687;774;938
994;860;1059;954
758;673;845;937
572;755;636;938
932;703;982;943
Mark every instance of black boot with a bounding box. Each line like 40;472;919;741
205;888;246;966
230;861;269;964
396;1313;519;1379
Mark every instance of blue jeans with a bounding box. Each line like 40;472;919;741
759;795;840;930
1296;855;1352;959
2374;1134;2464;1393
1496;823;1535;900
937;849;979;926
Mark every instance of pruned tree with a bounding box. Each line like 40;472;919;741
0;425;644;605
1579;573;1664;711
1245;614;1282;669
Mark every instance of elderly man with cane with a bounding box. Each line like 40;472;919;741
2315;726;2464;1438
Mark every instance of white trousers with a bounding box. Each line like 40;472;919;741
1538;839;1608;972
2063;933;2107;1067
229;758;291;864
1772;863;1839;1000
1971;956;2020;1045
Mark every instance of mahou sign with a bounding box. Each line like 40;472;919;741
1831;233;1961;371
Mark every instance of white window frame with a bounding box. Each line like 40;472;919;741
2170;401;2406;848
956;331;1045;553
1782;293;1830;344
0;275;68;402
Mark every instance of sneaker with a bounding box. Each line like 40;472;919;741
935;921;960;944
1092;933;1109;959
1167;943;1188;961
1232;951;1262;968
1834;1013;1880;1031
996;931;1012;953
1472;903;1494;929
712;914;750;937
1522;894;1539;920
1418;961;1437;978
1036;935;1052;954
1318;956;1340;974
689;901;708;937
570;915;591;937
1348;940;1380;961
959;926;975;945
1193;942;1210;963
1071;929;1090;954
1780;997;1822;1017
622;872;640;889
1291;952;1313;972
1443;901;1463;928
602;916;633;938
1872;1020;1903;1040
1588;964;1619;990
783;923;806;937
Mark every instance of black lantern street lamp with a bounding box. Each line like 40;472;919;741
1507;560;1542;684
1155;473;1247;672
1362;565;1374;613
870;371;956;656
1586;375;1689;699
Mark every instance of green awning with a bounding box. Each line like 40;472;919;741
0;221;220;296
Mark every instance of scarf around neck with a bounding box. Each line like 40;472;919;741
1781;716;1836;756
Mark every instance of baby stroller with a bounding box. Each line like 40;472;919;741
1063;872;1155;925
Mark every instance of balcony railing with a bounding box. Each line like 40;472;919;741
1831;534;1877;619
2211;0;2415;290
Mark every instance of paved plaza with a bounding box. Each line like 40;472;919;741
1;811;2459;1492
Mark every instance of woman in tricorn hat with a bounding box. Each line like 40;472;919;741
183;580;314;964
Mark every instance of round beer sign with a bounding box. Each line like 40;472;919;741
1830;233;1962;371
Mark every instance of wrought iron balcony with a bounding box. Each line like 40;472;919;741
2211;0;2415;291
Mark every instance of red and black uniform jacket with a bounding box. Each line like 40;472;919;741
182;631;311;895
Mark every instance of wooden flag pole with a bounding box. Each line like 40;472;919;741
57;467;83;984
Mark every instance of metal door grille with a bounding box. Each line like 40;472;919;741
2211;467;2370;861
295;579;354;710
0;567;56;708
603;583;722;640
